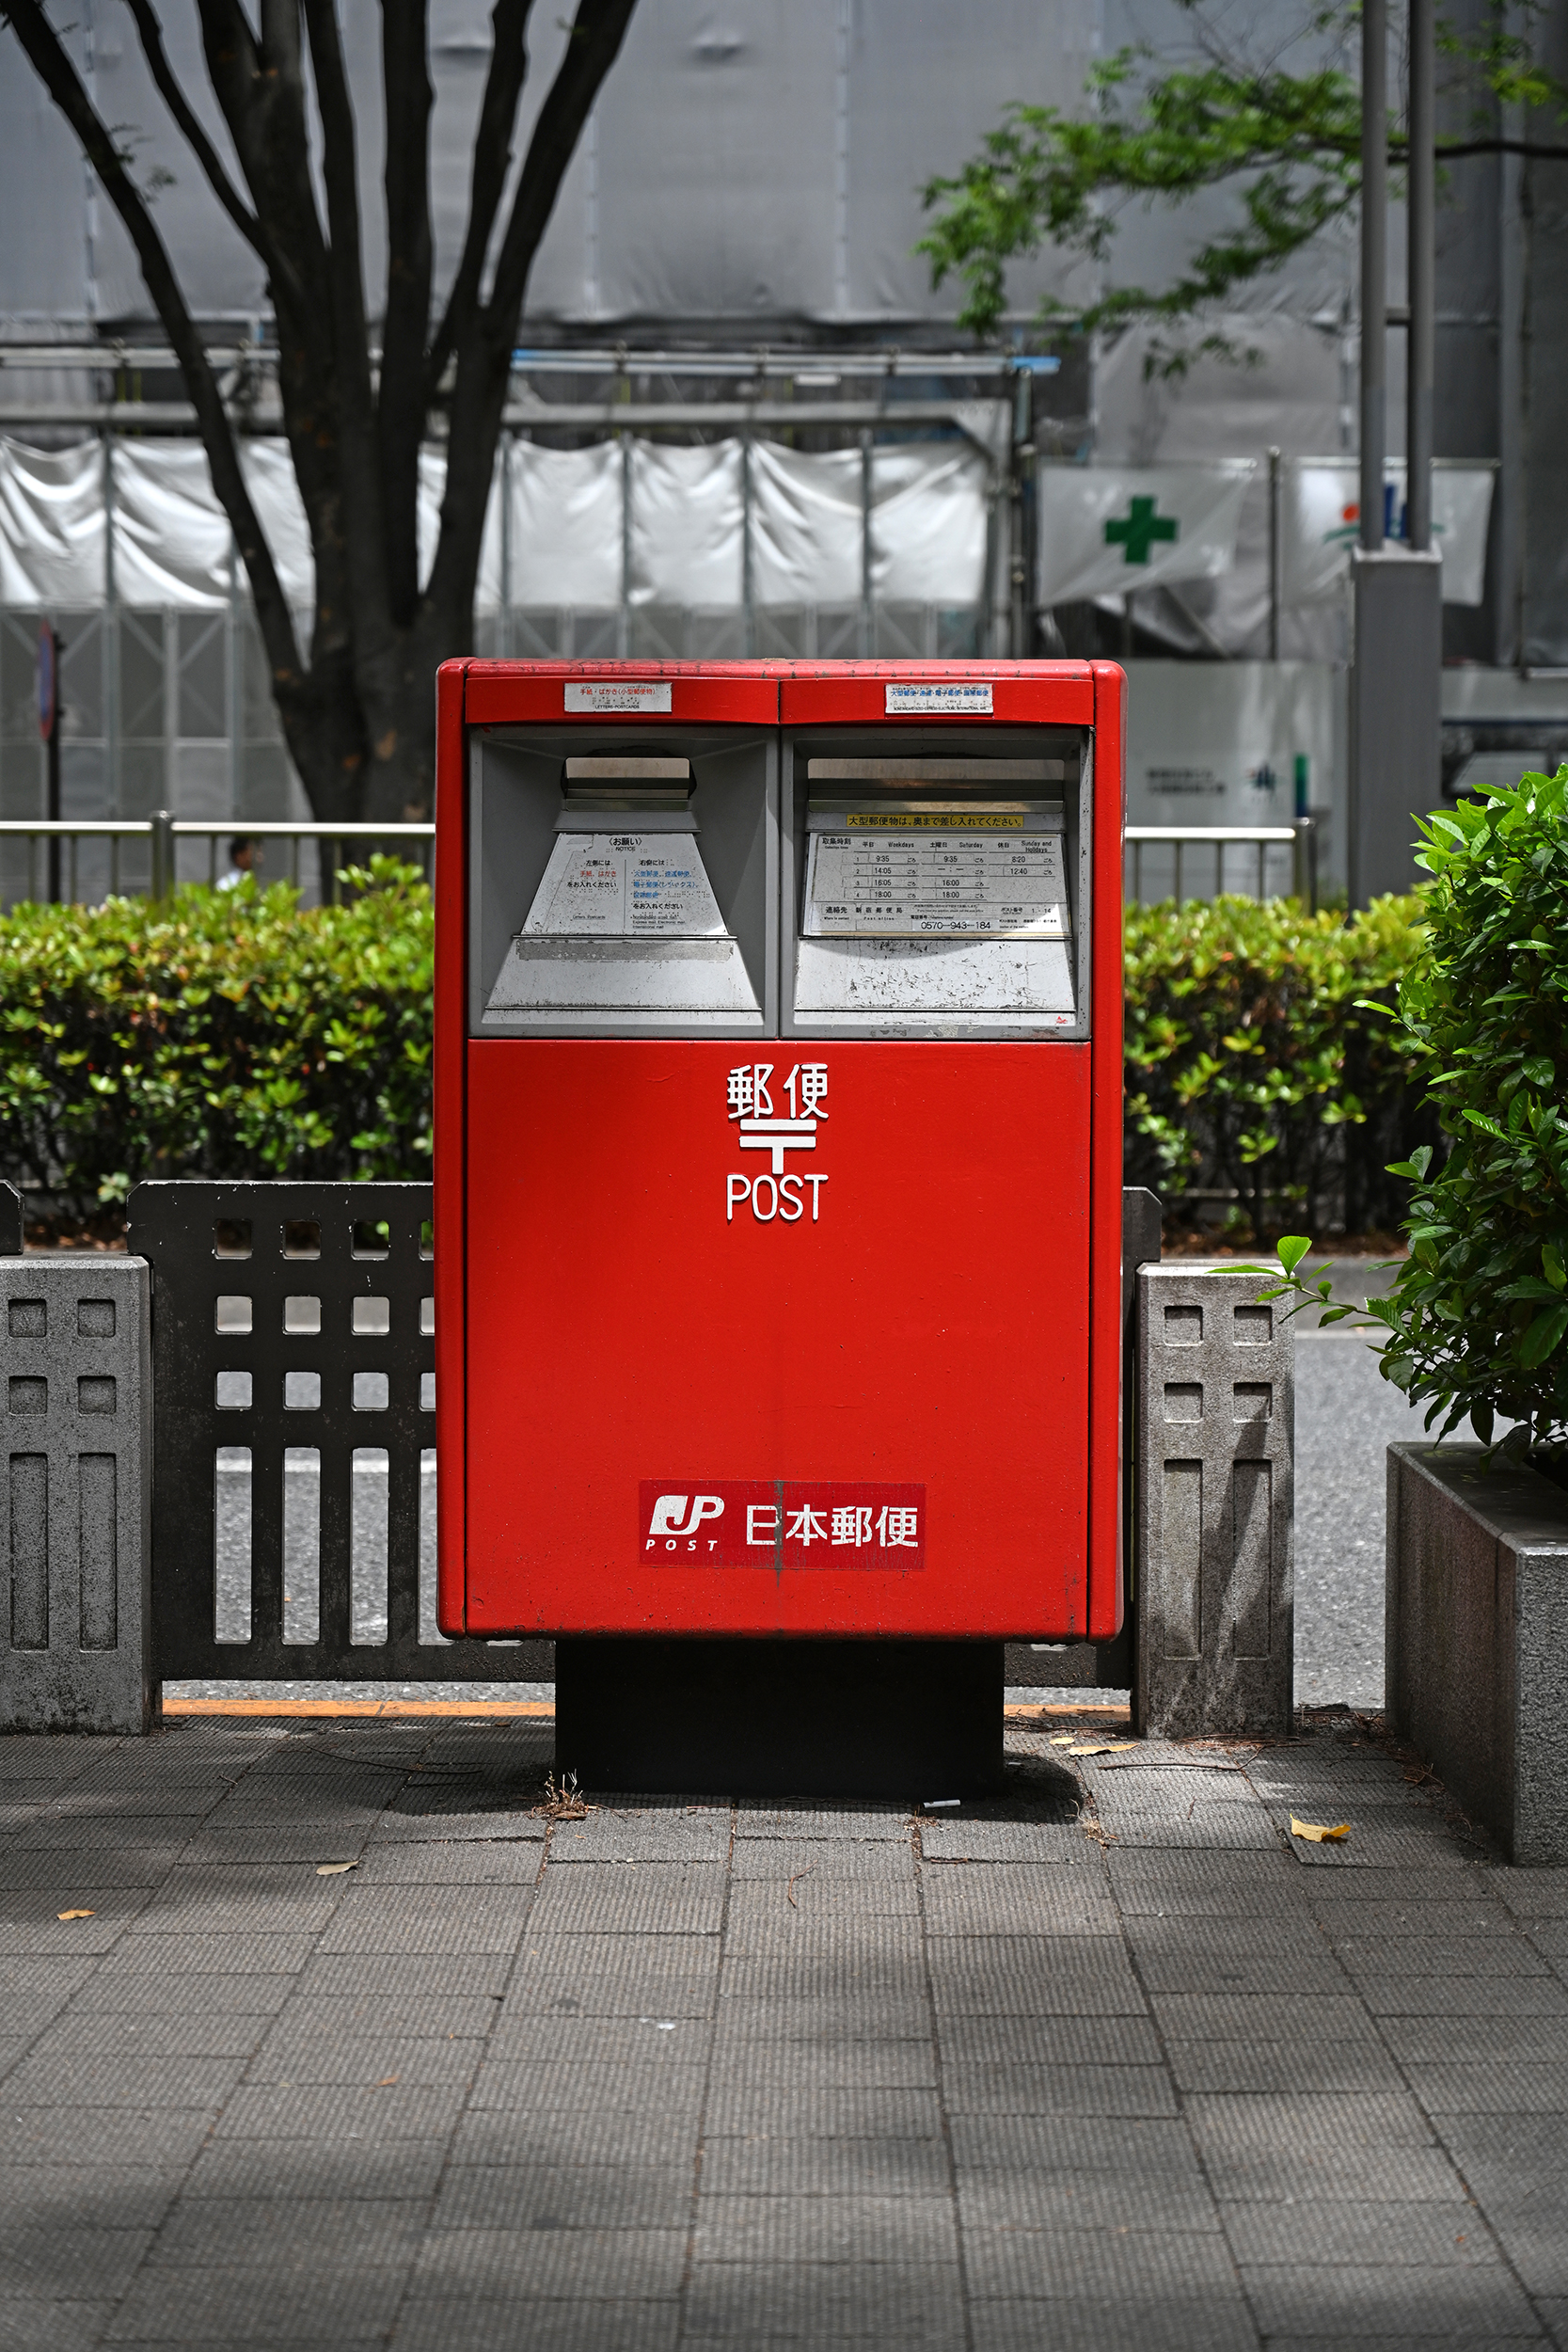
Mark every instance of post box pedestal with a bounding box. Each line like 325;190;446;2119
555;1638;1005;1800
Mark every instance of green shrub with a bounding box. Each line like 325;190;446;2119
2;867;1430;1245
1358;768;1568;1454
1124;892;1432;1239
0;859;432;1208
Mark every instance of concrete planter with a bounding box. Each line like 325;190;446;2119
1386;1442;1568;1863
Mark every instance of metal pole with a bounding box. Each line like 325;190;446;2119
150;808;173;901
1010;364;1031;659
163;607;179;867
1406;0;1434;552
618;431;632;659
1267;446;1282;660
1360;0;1387;551
46;719;61;902
500;430;514;658
227;533;244;825
741;431;755;659
103;429;119;817
859;428;874;658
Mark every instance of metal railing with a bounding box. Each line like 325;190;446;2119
0;815;435;906
132;1179;549;1683
4;813;1319;911
1125;818;1319;910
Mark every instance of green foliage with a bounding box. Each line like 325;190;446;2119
918;0;1568;361
1364;769;1568;1454
919;56;1362;362
4;870;1430;1251
1124;892;1432;1237
0;860;433;1208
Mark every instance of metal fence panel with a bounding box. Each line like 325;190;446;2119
131;1180;547;1681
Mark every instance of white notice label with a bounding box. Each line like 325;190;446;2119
522;833;726;940
884;682;993;715
563;681;673;714
804;820;1069;939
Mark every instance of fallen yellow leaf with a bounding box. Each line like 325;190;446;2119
1048;1734;1075;1747
56;1909;94;1921
1290;1817;1351;1844
1068;1742;1120;1756
315;1861;358;1876
1106;1741;1138;1753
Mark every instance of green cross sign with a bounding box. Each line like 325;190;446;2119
1105;495;1180;565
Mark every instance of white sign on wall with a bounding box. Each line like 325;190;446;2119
1285;462;1496;608
1036;462;1255;607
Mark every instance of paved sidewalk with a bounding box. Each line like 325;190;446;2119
4;1709;1568;2351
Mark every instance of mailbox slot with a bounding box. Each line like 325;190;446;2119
782;729;1091;1037
469;724;778;1037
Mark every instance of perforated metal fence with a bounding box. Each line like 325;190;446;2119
131;1180;548;1682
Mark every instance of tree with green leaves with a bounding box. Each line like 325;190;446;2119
2;0;639;824
919;1;1568;373
1261;764;1568;1458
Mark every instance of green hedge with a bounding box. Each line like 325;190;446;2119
0;859;432;1207
1124;892;1431;1238
1;865;1430;1237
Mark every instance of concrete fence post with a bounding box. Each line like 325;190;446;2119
1;1255;156;1734
1134;1263;1294;1737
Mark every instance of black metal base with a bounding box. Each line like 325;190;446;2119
554;1637;1005;1800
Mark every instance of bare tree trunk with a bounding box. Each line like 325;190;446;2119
3;0;640;829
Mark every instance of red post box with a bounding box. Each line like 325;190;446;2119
435;660;1125;1788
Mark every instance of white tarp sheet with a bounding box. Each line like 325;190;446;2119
0;439;105;605
0;432;993;617
629;440;743;609
1037;461;1255;606
1285;459;1496;608
873;445;990;606
749;441;863;607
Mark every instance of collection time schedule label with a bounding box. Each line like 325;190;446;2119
803;811;1070;940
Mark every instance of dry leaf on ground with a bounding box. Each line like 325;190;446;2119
315;1861;358;1876
1049;1735;1076;1747
1068;1741;1127;1756
533;1772;596;1823
1290;1817;1351;1843
55;1909;94;1920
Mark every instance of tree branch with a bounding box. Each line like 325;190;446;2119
301;0;394;686
424;0;636;631
379;0;436;628
121;0;268;262
1429;136;1568;159
425;0;533;402
486;0;637;335
2;0;303;694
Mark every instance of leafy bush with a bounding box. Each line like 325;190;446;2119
1124;892;1433;1240
0;860;432;1208
3;867;1431;1247
1354;769;1568;1454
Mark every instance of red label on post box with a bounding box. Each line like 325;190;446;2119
640;1481;926;1569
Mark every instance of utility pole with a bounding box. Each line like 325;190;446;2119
1347;0;1443;907
38;621;61;903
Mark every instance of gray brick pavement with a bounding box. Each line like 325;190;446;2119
4;1708;1568;2348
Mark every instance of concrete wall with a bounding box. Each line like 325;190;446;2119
1;1255;154;1734
1135;1264;1295;1738
1386;1443;1568;1864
